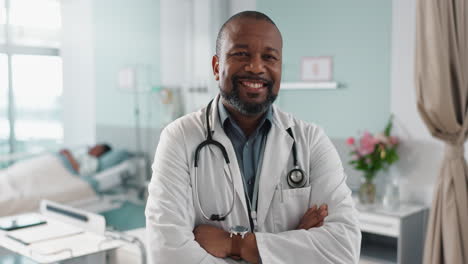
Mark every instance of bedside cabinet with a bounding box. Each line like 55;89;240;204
357;203;429;264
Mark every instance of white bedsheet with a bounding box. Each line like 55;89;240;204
0;154;97;217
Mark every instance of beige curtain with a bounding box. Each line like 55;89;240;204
415;0;468;263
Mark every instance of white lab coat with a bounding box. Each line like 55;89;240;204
146;95;361;264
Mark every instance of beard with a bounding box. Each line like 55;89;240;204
220;75;277;116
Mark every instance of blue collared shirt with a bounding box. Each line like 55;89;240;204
218;99;273;200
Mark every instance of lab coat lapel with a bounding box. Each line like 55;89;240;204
207;95;249;221
257;107;294;227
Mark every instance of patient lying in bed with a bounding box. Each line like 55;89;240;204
0;144;133;217
0;153;98;217
58;144;111;176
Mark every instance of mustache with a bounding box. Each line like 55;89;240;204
232;75;273;87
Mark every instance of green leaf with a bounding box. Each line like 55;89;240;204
384;114;394;136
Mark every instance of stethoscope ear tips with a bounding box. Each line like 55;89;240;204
287;168;307;188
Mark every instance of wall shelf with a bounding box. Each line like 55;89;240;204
280;82;338;90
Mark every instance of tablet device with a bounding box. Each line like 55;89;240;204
0;214;47;231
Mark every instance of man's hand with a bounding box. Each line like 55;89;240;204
193;224;231;258
296;204;328;230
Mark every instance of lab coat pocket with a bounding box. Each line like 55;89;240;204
273;185;311;232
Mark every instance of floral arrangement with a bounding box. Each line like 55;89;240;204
346;116;399;183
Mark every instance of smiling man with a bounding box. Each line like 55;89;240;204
146;11;361;263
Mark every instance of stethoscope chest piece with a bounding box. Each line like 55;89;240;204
285;127;307;189
287;167;307;188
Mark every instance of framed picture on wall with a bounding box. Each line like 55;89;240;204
301;56;333;82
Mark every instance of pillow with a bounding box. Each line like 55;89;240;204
98;150;132;171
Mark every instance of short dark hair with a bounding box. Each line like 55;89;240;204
100;143;112;154
215;11;279;56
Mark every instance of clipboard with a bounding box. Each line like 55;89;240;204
6;219;83;245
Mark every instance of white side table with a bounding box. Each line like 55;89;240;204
357;202;429;264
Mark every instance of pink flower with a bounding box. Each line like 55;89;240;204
346;137;355;146
374;133;390;145
359;131;377;156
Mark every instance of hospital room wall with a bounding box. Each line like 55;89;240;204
92;0;162;156
257;0;392;139
62;0;96;147
61;0;162;156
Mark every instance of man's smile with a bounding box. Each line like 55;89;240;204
239;79;268;93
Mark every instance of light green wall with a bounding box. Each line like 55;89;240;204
257;0;392;138
91;0;391;135
93;0;160;128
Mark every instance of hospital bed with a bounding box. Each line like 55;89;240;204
69;156;149;213
0;150;148;217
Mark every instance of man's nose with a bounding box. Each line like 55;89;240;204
245;55;265;74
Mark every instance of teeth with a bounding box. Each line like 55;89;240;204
242;81;264;89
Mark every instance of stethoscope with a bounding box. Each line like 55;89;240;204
194;99;307;223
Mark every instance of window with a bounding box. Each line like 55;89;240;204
9;0;61;47
1;0;62;158
13;55;63;152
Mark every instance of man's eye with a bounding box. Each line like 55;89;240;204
232;52;249;57
263;54;277;61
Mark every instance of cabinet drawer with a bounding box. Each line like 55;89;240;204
359;212;400;237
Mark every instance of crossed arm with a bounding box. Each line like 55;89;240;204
194;204;328;263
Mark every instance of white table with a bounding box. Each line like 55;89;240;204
0;201;123;264
357;202;429;264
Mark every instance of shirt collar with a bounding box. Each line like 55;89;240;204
217;97;273;130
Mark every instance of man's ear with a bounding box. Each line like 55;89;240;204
212;55;220;81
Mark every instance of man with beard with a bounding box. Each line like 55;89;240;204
146;11;361;264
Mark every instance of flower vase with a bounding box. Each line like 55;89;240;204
359;173;376;205
382;175;400;210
